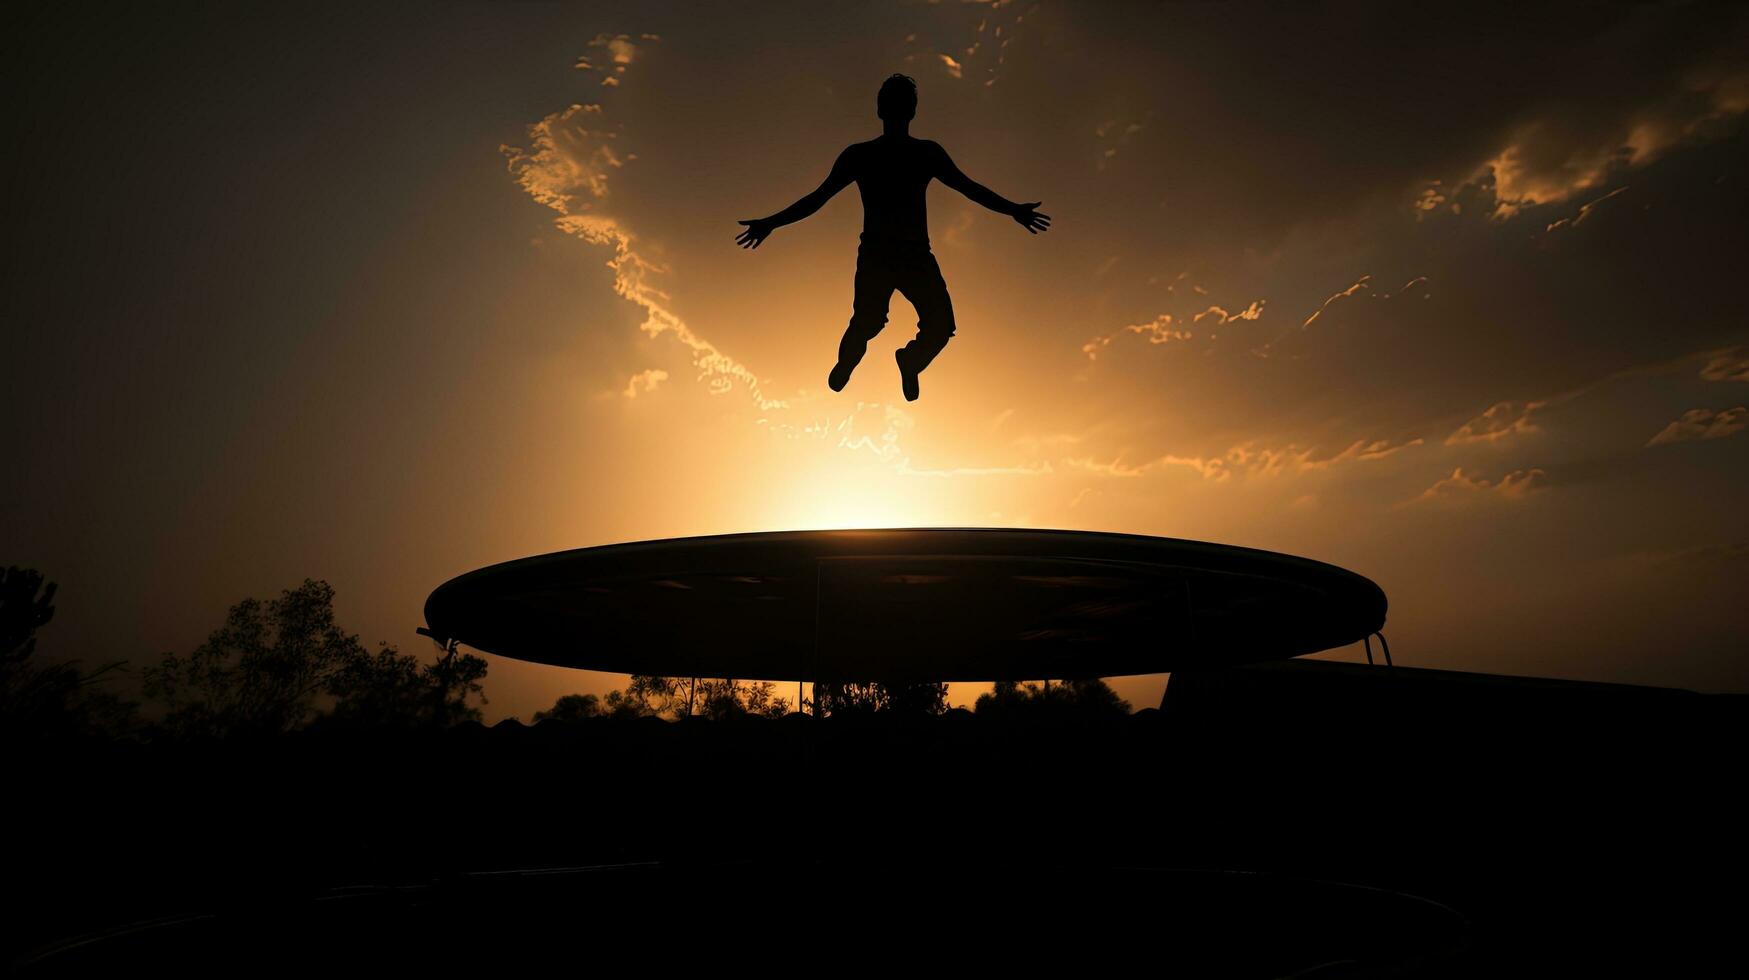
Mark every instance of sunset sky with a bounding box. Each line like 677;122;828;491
7;2;1747;721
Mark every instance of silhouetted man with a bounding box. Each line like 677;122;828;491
737;74;1050;401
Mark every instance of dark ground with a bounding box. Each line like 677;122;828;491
8;661;1745;976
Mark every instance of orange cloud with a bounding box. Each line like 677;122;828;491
1646;407;1747;447
1482;139;1617;220
1063;456;1158;479
1465;62;1748;220
1412;467;1549;504
1082;300;1264;360
1544;186;1629;234
1122;314;1190;344
1225;437;1423;478
589;32;646;66
1301;276;1370;329
623;369;669;398
1295;437;1425;471
574;34;657;87
503;101;786;411
1193;301;1264;325
501;104;614;208
1445;400;1542;446
1081;314;1187;359
1064;434;1423;484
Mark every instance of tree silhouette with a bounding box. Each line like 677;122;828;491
532;693;600;723
694;678;790;720
542;677;794;722
601;688;652;719
0;567;56;665
627;675;685;717
974;678;1131;718
325;638;488;729
536;676;974;724
810;680;947;718
422;639;489;727
145;579;360;737
1;566;135;739
733;680;790;719
144;579;487;737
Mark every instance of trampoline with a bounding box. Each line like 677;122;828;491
422;528;1387;681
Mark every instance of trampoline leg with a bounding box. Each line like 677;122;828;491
1376;631;1393;667
1363;635;1375;666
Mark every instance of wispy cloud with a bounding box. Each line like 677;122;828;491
1455;61;1748;220
1301;276;1370;329
502;103;615;208
1544;186;1629;233
1082;314;1190;359
623;368;668;398
1249;275;1426;359
1064;453;1225;480
900;459;1055;479
1446;400;1542;446
1193;301;1264;326
575;32;660;86
1646;406;1746;446
1700;348;1749;383
1095;119;1144;171
1081;300;1263;359
1295;437;1425;470
1411;466;1549;504
503;91;786;411
1227;437;1425;477
902;0;1027;88
827;402;911;464
1063;434;1423;484
1438;346;1747;452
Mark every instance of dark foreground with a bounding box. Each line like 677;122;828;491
9;661;1745;976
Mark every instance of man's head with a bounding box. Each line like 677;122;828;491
877;73;917;122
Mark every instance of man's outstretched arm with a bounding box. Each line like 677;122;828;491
933;143;1051;234
737;148;857;249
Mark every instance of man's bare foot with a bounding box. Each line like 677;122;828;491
829;360;854;392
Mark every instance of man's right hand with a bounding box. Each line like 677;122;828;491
1012;202;1051;235
736;219;776;249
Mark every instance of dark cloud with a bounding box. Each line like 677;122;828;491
1052;4;1749;476
1078;110;1749;469
1057;3;1748;238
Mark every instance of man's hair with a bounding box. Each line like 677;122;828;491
877;73;918;121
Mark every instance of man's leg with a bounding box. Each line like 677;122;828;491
831;250;895;391
894;252;957;400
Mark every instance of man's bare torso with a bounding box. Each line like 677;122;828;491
844;135;945;247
